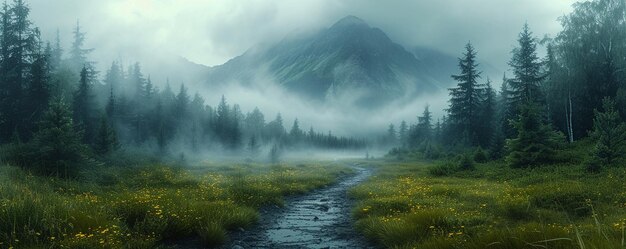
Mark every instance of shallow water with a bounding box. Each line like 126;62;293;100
225;166;374;249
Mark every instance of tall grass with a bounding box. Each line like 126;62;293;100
351;159;626;248
0;161;349;248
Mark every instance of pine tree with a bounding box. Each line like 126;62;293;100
105;86;115;119
73;66;96;144
477;79;496;147
508;23;544;108
49;29;62;70
0;0;37;141
245;107;265;139
289;118;304;143
448;42;483;146
25;46;50;137
30;98;86;177
103;62;122;98
93;115;119;155
506;102;564;168
499;74;516;138
69;21;94;74
398;120;408;146
418;105;433;139
589;98;626;167
174;84;190;119
266;113;285;141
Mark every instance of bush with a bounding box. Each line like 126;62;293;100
428;161;457;176
473;147;489;163
458;154;475;171
506;102;565;168
584;158;602;173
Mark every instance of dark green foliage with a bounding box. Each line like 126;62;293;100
506;102;564;168
407;105;433;148
427;155;475;176
555;0;626;139
29;98;87;177
215;95;243;150
93;116;119;156
427;161;457;177
458;153;475;171
0;0;39;141
589;98;626;167
73;66;97;144
447;42;483;146
477;80;496;147
508;24;544;107
488;128;506;159
473;147;488;163
498;76;516;139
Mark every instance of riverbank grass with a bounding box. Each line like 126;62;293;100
0;161;350;248
350;161;626;248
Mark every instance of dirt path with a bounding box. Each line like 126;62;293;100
223;165;375;249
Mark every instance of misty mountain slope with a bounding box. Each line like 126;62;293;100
412;46;502;86
204;16;447;108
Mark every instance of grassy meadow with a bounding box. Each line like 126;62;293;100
350;148;626;248
0;157;351;249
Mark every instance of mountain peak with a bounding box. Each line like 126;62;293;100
331;15;368;29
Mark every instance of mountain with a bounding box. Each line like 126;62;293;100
202;16;463;108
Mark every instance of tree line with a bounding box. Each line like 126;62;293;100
0;0;366;177
389;0;626;170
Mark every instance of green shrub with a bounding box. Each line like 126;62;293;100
473;147;489;163
458;154;475;171
428;161;457;176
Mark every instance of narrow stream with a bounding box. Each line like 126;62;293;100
225;166;374;249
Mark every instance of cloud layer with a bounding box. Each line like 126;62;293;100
29;0;575;71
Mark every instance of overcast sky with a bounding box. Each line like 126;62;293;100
29;0;576;73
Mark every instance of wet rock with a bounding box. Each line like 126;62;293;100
313;216;320;221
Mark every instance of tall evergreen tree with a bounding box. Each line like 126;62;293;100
30;98;86;177
245;107;265;139
289;118;304;143
398;120;408;146
69;21;94;74
448;42;483;146
25;46;50;137
508;23;545;108
589;98;626;167
0;0;37;141
93;115;119;155
477;79;496;147
73;66;96;144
